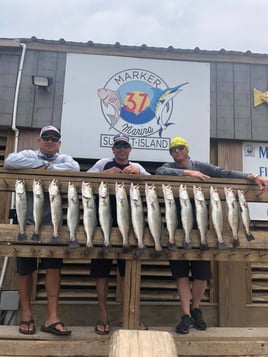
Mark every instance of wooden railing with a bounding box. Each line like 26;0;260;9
0;168;268;328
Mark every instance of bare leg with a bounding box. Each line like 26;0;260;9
176;277;191;315
17;274;35;333
95;277;109;333
43;268;69;332
191;279;207;309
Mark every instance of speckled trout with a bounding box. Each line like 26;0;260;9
67;182;80;248
162;184;177;251
145;183;162;252
15;179;28;241
48;179;62;243
129;182;146;255
210;186;226;249
193;185;208;250
32;179;44;241
98;181;112;252
81;181;96;253
179;184;193;249
115;182;130;253
224;187;240;247
237;189;254;242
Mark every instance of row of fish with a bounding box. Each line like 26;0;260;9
15;179;254;253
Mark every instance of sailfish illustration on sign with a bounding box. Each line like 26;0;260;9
150;82;189;137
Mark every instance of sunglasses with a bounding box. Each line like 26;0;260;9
113;142;130;149
41;135;60;143
171;145;185;152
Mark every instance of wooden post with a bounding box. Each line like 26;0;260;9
123;260;141;329
109;330;178;357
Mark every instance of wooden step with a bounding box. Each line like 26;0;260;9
0;326;267;356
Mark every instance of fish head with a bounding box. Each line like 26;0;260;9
68;182;78;199
193;186;205;200
162;184;174;200
130;183;140;201
82;181;93;199
48;179;60;196
97;88;108;100
99;181;109;197
15;179;25;194
33;179;43;195
179;184;189;200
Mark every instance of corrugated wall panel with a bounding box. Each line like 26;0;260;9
216;63;235;138
250;64;268;141
210;63;217;137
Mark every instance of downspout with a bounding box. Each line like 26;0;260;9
0;42;27;290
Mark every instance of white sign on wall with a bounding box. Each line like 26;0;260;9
242;142;268;220
60;53;210;162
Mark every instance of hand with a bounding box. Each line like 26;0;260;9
183;169;210;181
104;167;122;174
255;176;268;191
122;166;140;174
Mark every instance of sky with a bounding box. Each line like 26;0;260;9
1;0;268;54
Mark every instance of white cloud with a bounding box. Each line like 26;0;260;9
0;0;267;54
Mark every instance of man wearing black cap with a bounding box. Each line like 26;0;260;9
87;133;150;334
4;125;80;336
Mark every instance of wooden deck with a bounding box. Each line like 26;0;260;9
0;326;267;356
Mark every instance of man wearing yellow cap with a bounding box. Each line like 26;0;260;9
156;136;268;334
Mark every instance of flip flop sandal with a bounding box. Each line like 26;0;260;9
40;321;71;336
139;322;149;330
95;321;110;335
19;319;36;335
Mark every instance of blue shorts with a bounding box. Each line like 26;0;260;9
90;259;125;278
16;257;63;276
169;260;212;280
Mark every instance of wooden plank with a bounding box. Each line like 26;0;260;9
0;224;268;251
109;330;178;357
0;326;267;356
218;262;250;326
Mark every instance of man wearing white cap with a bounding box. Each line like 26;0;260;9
5;125;79;336
156;136;268;334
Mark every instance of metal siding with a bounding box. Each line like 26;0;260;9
234;64;251;140
0;55;19;125
15;50;66;129
210;63;217;137
250;64;268;141
216;63;234;138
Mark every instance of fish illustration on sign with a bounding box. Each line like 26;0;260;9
150;82;189;137
97;88;122;129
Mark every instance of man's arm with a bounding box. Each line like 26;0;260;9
47;154;80;171
4;150;46;169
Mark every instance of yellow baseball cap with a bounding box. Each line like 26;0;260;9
169;136;190;152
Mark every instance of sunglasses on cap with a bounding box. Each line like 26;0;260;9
113;142;131;149
41;135;60;143
170;145;185;152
